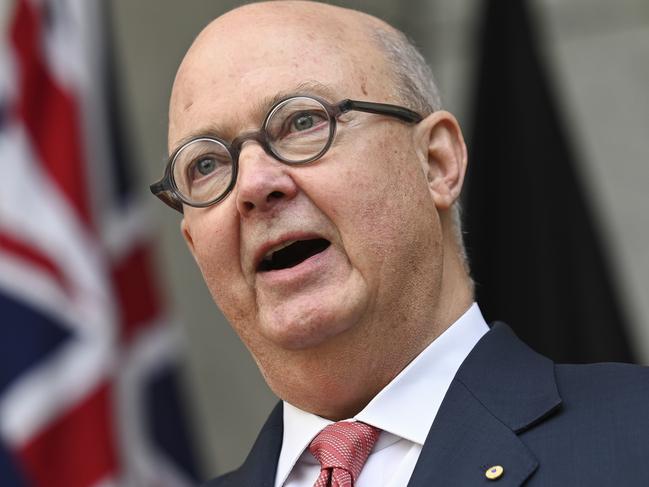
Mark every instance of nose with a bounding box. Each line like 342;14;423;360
234;144;299;217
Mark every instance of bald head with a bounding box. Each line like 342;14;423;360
169;1;440;150
171;3;384;138
197;0;385;42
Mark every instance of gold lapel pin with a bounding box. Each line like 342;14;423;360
485;465;504;480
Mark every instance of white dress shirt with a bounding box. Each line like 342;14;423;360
275;303;489;487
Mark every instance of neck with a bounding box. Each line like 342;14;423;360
266;224;474;420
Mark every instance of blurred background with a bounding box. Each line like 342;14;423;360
1;0;648;485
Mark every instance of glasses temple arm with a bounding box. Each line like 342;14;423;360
340;99;423;123
150;181;184;213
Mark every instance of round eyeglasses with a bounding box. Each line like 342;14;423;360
150;95;422;213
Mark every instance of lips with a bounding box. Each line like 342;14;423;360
256;237;331;272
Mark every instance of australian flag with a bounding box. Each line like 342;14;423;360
0;1;199;486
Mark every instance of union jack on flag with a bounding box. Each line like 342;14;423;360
0;1;199;486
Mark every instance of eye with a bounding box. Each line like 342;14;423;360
195;157;216;176
187;154;230;183
265;98;331;144
286;110;328;134
292;112;316;131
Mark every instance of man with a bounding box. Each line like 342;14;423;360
151;2;649;486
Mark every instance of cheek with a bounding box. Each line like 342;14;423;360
333;136;427;232
186;211;256;325
324;135;396;210
328;135;436;275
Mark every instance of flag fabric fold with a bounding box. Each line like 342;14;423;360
463;0;634;363
0;1;199;485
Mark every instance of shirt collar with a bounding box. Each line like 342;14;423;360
275;303;489;486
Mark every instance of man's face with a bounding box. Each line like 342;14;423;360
169;3;446;414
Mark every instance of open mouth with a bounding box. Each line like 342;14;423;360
258;238;331;272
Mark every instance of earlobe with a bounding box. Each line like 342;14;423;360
416;110;468;210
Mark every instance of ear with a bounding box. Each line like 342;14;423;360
181;218;196;256
414;110;468;210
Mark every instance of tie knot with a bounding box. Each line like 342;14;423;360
309;421;380;485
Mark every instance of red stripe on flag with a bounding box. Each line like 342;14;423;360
111;242;163;343
10;0;92;227
17;382;119;487
0;231;69;292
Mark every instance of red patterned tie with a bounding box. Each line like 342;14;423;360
308;421;381;487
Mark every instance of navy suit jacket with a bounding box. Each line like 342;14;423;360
204;323;649;486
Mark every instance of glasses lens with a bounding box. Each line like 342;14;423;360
265;97;332;163
172;138;233;205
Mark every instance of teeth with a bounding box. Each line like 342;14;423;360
262;240;297;261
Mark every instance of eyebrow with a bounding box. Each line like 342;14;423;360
168;80;340;157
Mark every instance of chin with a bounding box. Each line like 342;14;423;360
258;298;366;351
252;273;369;350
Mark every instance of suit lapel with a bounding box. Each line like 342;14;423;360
408;323;562;487
224;401;284;487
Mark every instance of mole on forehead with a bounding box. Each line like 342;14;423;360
169;80;341;153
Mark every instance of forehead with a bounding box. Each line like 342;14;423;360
168;5;394;149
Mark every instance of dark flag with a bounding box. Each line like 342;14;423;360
463;0;635;363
